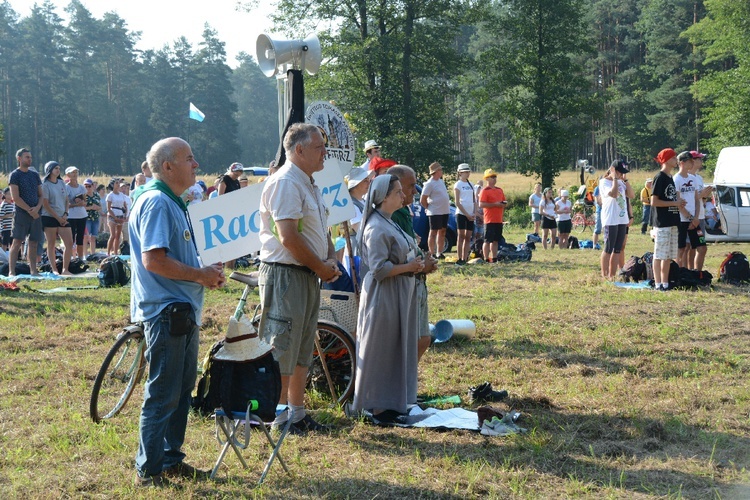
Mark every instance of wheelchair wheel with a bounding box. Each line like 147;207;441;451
90;326;147;423
308;322;355;405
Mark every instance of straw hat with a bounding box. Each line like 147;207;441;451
213;315;273;362
483;168;498;179
429;162;442;175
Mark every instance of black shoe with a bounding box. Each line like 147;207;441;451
436;253;446;260
289;414;330;435
468;382;508;403
371;409;409;426
134;472;172;488
162;462;210;481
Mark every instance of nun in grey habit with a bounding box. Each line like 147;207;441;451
352;174;424;419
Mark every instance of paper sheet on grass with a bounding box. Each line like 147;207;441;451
408;407;480;430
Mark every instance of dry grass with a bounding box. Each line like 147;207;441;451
1;223;749;498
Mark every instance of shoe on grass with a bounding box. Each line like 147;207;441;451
289;414;330;435
134;472;171;488
162;462;210;481
468;382;508;403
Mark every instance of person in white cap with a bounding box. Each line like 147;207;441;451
453;163;475;265
346;167;371;231
554;189;572;249
218;162;243;195
688;151;710;270
420;162;451;259
64;166;88;259
359;140;381;170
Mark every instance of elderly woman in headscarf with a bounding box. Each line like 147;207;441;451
352;174;424;424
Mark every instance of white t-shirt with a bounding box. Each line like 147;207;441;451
529;193;542;214
598;177;628;226
421;178;450;216
540;200;556;219
66;183;88;219
185;183;204;205
555;199;572;221
674;172;698;222
693;173;705;219
106;191;130;218
453;180;475;217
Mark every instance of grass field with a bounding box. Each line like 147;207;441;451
1;223;749;498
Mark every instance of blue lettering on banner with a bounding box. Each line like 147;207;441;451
322;182;348;208
200;210;262;250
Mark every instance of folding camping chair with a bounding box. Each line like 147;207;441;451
210;404;292;484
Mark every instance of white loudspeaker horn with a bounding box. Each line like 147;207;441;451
256;33;322;78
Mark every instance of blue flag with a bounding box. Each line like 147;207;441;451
189;102;205;122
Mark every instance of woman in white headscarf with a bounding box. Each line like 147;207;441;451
352;174;424;423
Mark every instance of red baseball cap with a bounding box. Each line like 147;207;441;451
369;157;397;172
655;148;676;164
689;150;706;159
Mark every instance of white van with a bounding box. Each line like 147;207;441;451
706;146;750;242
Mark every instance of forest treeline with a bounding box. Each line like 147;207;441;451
1;0;748;185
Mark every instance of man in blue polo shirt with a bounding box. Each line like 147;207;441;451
130;137;225;488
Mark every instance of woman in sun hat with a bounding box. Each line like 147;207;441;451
453;163;475;265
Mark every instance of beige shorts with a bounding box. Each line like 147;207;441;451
653;226;679;261
258;262;320;376
416;277;430;338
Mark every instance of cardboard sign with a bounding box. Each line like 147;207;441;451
306;100;356;176
189;162;355;265
189;103;357;265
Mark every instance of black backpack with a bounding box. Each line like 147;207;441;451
0;262;31;276
676;267;713;289
118;240;130;256
98;256;130;287
620;256;646;282
68;257;90;274
568;236;579;249
192;340;282;422
719;252;750;285
641;252;655;282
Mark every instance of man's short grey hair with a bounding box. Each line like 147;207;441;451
283;123;320;155
146;137;183;175
387;164;415;180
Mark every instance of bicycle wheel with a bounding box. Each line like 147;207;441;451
90;325;147;423
308;322;355;405
572;213;587;233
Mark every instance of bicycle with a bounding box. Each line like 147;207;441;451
571;202;596;233
89;271;356;423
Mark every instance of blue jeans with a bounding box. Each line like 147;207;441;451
641;205;651;233
135;306;199;477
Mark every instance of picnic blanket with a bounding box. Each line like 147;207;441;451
363;406;526;435
612;280;652;289
0;271;100;282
